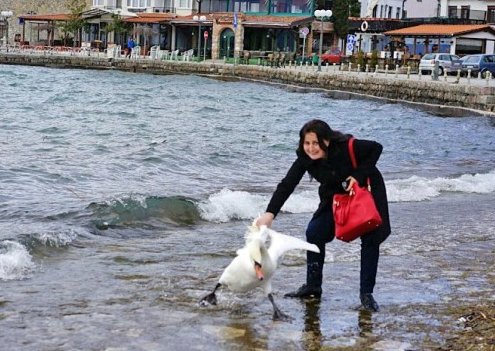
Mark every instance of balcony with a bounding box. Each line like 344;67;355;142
447;9;487;23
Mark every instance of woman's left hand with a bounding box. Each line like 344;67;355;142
345;176;358;192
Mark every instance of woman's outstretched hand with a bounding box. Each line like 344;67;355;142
255;212;274;228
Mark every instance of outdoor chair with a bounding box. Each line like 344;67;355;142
169;49;179;60
278;53;286;68
266;53;274;66
148;45;159;59
182;49;194;61
131;46;141;59
157;49;169;60
270;52;280;67
240;50;251;64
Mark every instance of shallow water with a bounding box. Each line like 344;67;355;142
1;64;494;350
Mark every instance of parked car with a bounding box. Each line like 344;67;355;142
460;54;495;78
418;53;462;75
320;47;344;64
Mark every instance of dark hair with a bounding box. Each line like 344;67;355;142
297;119;350;155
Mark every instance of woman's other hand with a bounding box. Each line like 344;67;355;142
255;212;274;228
345;176;358;192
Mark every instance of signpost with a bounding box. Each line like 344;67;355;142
233;13;238;64
203;30;208;61
299;27;309;62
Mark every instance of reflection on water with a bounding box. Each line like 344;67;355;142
302;299;322;351
358;310;373;337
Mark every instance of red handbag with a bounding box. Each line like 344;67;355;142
332;138;382;242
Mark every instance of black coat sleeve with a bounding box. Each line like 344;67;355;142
349;139;383;186
266;157;307;217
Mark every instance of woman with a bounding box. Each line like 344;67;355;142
256;119;390;312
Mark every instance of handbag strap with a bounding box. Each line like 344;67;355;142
347;137;372;189
347;137;357;169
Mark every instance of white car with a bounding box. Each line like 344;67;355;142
419;53;462;76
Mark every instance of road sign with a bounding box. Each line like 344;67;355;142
204;31;208;39
299;27;309;37
233;12;238;29
346;34;357;55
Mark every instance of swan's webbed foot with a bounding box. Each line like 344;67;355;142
199;283;221;307
200;292;217;306
268;293;291;321
272;307;291;321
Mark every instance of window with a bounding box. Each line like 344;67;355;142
127;0;149;7
396;7;400;19
448;6;457;18
466;56;479;64
93;0;104;5
178;0;190;8
461;6;470;19
488;6;495;23
388;6;392;18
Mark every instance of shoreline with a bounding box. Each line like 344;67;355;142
2;52;495;117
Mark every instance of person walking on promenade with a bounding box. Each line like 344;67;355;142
126;37;135;58
256;119;391;312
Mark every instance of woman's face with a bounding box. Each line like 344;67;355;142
303;132;328;160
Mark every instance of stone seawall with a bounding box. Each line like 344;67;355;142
2;53;495;117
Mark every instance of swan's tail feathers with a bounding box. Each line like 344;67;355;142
199;283;221;307
264;227;320;262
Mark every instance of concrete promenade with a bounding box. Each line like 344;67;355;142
1;50;495;117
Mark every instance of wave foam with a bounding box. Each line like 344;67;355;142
0;241;35;281
387;169;495;202
198;170;495;221
33;230;78;247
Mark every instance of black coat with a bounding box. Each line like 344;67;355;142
266;138;391;244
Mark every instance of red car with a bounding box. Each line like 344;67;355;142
321;47;344;64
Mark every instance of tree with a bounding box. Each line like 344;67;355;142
332;0;350;41
59;0;87;47
349;0;360;17
105;14;131;45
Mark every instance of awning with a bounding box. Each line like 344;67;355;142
384;24;495;37
242;14;313;29
124;13;176;24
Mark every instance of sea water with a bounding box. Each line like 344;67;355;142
0;64;494;350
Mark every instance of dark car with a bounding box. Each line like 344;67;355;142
460;54;495;77
320;47;344;64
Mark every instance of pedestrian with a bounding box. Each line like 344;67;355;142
126;37;135;58
255;119;391;312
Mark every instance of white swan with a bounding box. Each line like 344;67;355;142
200;223;320;320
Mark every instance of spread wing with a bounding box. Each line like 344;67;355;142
263;227;320;264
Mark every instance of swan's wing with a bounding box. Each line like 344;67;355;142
265;227;320;263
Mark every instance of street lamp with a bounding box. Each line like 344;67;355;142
193;15;206;62
314;9;332;72
1;10;13;46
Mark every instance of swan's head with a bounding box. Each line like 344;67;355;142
245;224;268;281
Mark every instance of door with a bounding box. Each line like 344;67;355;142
219;28;235;58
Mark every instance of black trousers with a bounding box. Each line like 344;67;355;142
305;207;380;294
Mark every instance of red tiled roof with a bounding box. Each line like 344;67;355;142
124;12;178;24
385;24;495;36
18;10;312;28
19;13;71;21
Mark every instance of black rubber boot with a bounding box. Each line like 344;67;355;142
284;284;322;298
285;262;323;299
360;293;380;312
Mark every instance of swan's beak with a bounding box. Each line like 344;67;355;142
254;262;264;281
